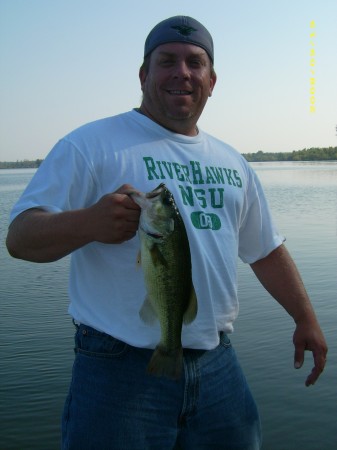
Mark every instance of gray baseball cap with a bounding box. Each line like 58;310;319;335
144;16;214;63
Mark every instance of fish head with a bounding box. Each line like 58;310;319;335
131;184;178;240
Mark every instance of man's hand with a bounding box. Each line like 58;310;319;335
251;244;328;387
87;184;141;244
293;318;328;386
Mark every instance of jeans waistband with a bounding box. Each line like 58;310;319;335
72;319;229;348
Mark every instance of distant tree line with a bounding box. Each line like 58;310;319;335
0;159;43;169
1;147;336;168
243;146;337;162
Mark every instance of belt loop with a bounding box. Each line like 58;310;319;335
72;318;79;330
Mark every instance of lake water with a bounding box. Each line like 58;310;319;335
1;162;336;450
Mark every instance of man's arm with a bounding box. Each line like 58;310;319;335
250;244;327;386
6;184;140;263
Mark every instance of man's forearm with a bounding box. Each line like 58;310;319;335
6;208;94;263
6;187;141;263
250;244;317;324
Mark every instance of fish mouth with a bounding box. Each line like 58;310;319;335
146;183;166;199
146;183;176;211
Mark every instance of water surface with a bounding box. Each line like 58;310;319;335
1;163;336;449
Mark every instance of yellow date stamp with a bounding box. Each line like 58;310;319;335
309;20;316;112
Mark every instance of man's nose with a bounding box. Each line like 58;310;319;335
173;61;191;79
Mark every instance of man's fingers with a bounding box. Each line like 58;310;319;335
305;363;324;386
115;185;142;211
294;345;327;386
305;351;327;386
293;321;328;386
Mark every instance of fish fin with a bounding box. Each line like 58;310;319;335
149;244;168;267
183;286;198;325
147;345;183;380
139;295;157;325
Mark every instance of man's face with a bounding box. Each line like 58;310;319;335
139;42;216;136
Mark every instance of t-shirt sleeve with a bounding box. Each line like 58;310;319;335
9;138;97;223
238;168;285;264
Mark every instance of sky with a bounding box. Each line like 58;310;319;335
0;0;336;161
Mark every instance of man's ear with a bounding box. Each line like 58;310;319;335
209;72;217;97
139;67;147;92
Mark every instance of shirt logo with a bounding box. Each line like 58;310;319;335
191;212;221;231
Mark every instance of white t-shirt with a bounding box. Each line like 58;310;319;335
10;110;284;349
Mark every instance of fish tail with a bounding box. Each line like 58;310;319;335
147;345;183;380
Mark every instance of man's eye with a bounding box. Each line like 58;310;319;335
189;59;202;67
160;59;174;66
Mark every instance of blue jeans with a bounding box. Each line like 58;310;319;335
62;324;261;450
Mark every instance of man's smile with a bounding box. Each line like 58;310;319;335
166;90;192;95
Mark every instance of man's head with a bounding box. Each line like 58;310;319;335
144;16;214;64
139;16;217;136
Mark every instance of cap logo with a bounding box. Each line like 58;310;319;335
171;25;197;37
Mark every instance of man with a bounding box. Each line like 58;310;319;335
6;16;327;450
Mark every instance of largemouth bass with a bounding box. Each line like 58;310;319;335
130;183;197;379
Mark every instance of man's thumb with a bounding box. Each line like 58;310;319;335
294;349;304;369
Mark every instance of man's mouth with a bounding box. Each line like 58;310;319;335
167;90;192;95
